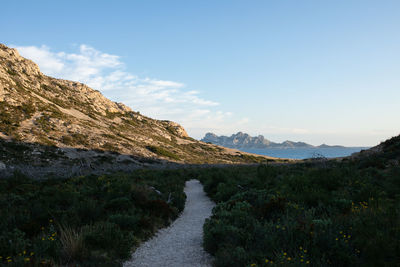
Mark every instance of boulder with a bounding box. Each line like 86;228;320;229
0;161;6;171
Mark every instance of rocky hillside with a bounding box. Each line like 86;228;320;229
350;134;400;166
0;44;282;177
202;132;317;149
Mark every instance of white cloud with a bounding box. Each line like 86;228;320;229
16;45;65;72
14;44;229;138
9;44;390;145
149;80;184;88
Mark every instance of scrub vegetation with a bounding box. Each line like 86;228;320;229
199;136;400;267
1;135;399;266
0;169;187;266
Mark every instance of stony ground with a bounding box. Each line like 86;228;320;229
124;179;215;267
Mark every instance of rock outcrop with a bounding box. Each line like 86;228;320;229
161;121;189;138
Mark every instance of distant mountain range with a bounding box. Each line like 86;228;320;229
201;132;345;149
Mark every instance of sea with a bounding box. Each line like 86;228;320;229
240;147;369;160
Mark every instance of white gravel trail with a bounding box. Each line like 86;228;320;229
124;179;215;267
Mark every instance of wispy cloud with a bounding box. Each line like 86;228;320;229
14;44;320;141
14;44;227;138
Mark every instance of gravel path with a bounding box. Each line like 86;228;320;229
124;179;215;267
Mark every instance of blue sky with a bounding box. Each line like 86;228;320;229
2;0;400;146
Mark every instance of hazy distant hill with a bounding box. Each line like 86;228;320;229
202;132;345;149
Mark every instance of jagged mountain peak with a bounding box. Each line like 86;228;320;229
201;132;315;149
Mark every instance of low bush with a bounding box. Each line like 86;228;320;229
199;161;400;266
102;142;119;152
0;169;187;266
6;68;17;76
0;101;36;136
146;145;180;160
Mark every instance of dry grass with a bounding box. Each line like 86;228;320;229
59;225;86;263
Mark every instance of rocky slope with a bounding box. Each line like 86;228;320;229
202;132;344;149
0;44;281;177
350;134;400;163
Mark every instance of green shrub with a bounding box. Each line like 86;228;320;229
0;101;37;136
0;169;188;266
105;197;131;211
102;142;119;152
6;68;17;75
61;135;74;145
109;214;140;231
82;221;133;258
200;161;400;266
71;133;88;146
35;115;52;133
146;145;180;160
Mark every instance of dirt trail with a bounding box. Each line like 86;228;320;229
124;179;215;267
